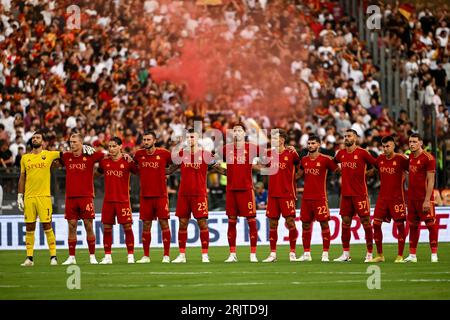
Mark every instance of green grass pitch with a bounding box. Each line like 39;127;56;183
0;243;449;300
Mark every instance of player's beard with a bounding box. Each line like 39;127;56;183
32;142;41;149
344;140;354;147
308;147;318;153
144;144;154;150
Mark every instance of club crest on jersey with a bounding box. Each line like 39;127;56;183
41;155;46;160
141;156;145;160
393;161;396;166
156;155;160;160
83;157;87;161
69;158;73;162
316;162;321;167
107;164;110;167
284;156;288;161
354;155;358;160
380;161;383;165
120;164;125;169
417;160;421;164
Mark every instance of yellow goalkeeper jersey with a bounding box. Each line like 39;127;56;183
20;150;61;199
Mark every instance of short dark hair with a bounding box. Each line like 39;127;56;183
233;122;246;130
187;128;197;134
409;133;422;141
345;129;359;137
110;136;122;145
143;130;157;139
381;135;395;144
274;129;288;143
308;134;321;143
33;129;46;141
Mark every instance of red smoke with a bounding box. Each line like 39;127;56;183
148;2;310;118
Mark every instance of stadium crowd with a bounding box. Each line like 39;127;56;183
0;0;449;192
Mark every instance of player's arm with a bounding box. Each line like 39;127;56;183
166;164;180;175
423;171;435;212
17;158;26;211
295;168;304;180
129;160;139;175
95;162;104;178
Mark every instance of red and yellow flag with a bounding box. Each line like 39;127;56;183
399;3;415;21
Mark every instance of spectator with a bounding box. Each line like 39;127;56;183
0;140;13;168
254;181;268;210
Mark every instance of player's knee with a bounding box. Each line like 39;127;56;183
407;219;419;227
320;221;329;229
342;217;352;225
302;222;311;230
198;219;208;230
269;219;278;229
373;219;382;227
179;219;189;229
159;219;169;229
143;221;152;230
68;220;77;229
42;222;52;230
26;223;36;232
425;219;436;227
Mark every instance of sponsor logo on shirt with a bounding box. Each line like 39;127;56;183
341;162;357;169
305;168;320;175
142;161;160;168
106;170;124;177
271;162;287;170
380;166;396;174
69;163;87;170
184;163;201;170
27;162;46;170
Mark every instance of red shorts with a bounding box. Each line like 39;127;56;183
176;195;208;220
140;197;170;221
407;199;436;223
65;197;95;220
300;199;330;222
374;198;406;222
226;189;256;217
339;195;370;217
266;197;296;219
102;201;133;225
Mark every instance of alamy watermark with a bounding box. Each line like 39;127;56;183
366;265;381;290
366;5;382;30
66;265;81;290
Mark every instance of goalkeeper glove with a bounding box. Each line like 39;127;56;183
82;145;95;155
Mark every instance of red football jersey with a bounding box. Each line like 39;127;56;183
334;147;376;197
222;142;261;191
301;153;338;200
375;153;409;201
408;151;436;201
267;149;300;198
178;149;213;196
62;151;105;198
134;148;172;197
98;157;138;202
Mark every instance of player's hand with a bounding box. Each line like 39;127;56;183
123;153;133;163
423;199;431;212
82;145;95;155
17;193;24;212
286;146;296;153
